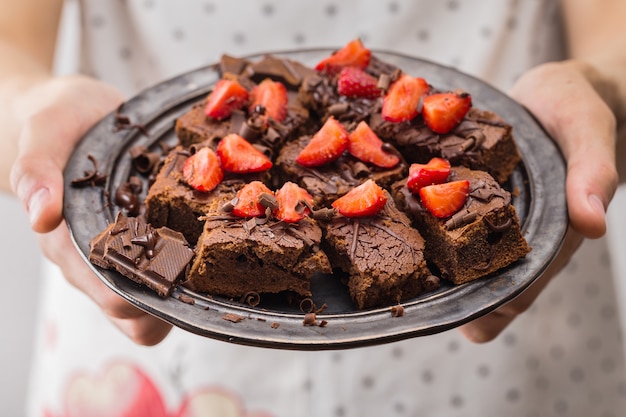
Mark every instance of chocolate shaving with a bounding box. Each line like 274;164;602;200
71;154;107;187
299;298;315;313
377;73;391;92
484;217;512;233
130;227;158;259
310;207;337;221
350;219;361;259
444;209;477;230
328;102;350;116
258;192;278;210
129;146;161;174
286;226;315;247
113;103;149;137
239;291;261;307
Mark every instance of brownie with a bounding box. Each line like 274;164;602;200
144;147;257;244
89;213;194;297
320;193;438;309
176;54;315;152
275;134;407;206
184;216;331;299
392;166;531;284
370;107;520;184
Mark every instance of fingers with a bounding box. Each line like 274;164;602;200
459;227;584;343
39;221;172;345
9;76;125;233
509;61;618;239
10;106;78;232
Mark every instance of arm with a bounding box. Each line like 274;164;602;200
2;0;172;345
459;0;625;342
0;0;63;191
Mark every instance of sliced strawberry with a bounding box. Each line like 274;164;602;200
296;117;349;167
315;38;371;74
381;74;430;123
273;182;314;223
204;79;249;120
332;179;388;218
181;147;224;192
421;91;472;134
406;157;451;194
249;78;288;123
336;67;381;99
348;121;400;168
419;179;469;218
216;133;273;173
232;181;274;218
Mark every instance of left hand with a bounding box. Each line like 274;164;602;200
459;60;619;343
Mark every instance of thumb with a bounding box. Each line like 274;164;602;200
510;61;618;238
10;76;125;233
10;106;78;233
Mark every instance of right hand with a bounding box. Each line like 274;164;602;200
10;75;173;345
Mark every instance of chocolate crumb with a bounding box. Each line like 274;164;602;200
303;312;317;326
391;304;405;317
178;294;195;305
271;322;280;329
222;313;245;323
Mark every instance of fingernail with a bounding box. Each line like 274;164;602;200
27;188;49;225
588;194;606;216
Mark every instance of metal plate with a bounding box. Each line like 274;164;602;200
63;49;567;350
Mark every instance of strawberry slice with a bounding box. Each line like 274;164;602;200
204;78;249;120
419;179;469;218
336;67;381;99
381;74;430;123
406;157;451;194
216;133;273;173
348;121;400;168
181;147;224;192
421;91;472;134
249;78;288;123
273;182;314;223
296;117;349;167
232;181;274;218
332;179;388;218
315;38;371;74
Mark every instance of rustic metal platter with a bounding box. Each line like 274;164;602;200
64;49;567;350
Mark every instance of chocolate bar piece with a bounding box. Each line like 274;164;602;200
89;213;194;297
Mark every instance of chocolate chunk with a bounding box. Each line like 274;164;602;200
245;55;315;90
89;213;194;297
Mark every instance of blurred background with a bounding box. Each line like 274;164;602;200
0;1;79;416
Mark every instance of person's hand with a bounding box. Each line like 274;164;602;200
458;60;619;343
10;75;173;345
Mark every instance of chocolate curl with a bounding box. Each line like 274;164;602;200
444;209;477;230
113;103;150;137
129;146;162;175
239;291;261;307
70;154;107;187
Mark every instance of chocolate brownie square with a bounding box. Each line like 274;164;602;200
392;166;531;284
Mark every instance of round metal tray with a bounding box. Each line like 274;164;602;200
63;49;567;350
